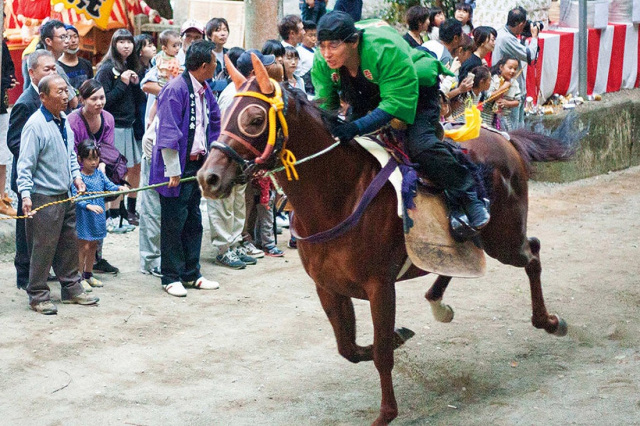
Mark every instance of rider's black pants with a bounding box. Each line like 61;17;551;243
404;110;475;193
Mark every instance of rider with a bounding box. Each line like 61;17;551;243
311;11;490;231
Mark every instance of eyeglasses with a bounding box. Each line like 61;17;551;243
316;33;355;53
55;35;70;41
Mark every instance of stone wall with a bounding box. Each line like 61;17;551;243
527;89;640;182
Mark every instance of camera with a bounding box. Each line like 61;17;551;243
522;20;544;38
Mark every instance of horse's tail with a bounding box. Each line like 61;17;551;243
507;112;585;173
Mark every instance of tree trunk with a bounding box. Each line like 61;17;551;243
245;0;281;50
144;0;173;19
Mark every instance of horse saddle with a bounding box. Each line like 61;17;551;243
403;184;486;278
354;135;486;279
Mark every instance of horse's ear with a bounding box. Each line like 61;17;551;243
225;54;246;90
251;53;274;94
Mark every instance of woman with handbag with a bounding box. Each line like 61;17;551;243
69;79;129;275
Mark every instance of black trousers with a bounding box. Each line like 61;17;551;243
15;197;30;290
159;160;203;286
405;109;475;193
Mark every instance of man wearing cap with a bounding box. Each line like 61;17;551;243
176;20;205;66
149;40;222;297
58;25;94;90
312;11;490;232
205;49;277;269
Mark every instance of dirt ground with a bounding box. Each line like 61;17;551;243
0;166;639;426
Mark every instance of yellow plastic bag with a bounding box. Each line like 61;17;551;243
444;104;481;142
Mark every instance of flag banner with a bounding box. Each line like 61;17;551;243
51;0;116;29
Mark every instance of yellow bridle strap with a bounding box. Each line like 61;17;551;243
234;79;299;181
234;80;289;147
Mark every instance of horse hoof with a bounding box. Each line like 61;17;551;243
396;327;415;342
429;299;454;323
393;327;416;349
552;315;568;337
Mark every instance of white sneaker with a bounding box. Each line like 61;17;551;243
163;281;187;297
106;217;117;233
187;276;220;290
276;214;289;228
242;241;265;258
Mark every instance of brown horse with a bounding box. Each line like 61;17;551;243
198;55;574;425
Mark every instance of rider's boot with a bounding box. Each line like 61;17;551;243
447;189;490;231
459;190;490;230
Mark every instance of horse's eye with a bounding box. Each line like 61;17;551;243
238;104;268;138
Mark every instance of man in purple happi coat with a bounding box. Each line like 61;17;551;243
149;40;222;297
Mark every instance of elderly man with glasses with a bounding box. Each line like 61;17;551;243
311;11;491;234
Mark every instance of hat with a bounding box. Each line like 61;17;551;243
64;24;79;35
180;19;205;36
317;11;357;42
236;49;276;77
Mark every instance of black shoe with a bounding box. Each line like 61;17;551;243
93;258;119;275
127;211;140;226
461;190;490;230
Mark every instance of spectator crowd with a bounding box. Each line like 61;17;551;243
0;1;541;313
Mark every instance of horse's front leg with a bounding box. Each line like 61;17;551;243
315;284;373;362
369;281;398;425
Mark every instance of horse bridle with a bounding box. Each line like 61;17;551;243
209;79;298;181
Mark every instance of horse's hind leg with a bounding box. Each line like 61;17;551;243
425;276;454;323
315;285;374;362
525;237;568;336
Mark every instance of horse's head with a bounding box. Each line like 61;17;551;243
198;53;288;200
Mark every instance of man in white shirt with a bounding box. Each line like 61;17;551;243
279;14;305;48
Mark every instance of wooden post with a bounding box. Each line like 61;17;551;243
244;0;280;50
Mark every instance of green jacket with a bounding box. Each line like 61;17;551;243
312;21;453;125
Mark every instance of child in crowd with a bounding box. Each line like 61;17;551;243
454;3;474;35
450;65;491;119
74;140;128;292
147;30;183;123
482;57;521;130
254;177;284;257
296;20;317;96
155;30;183;86
427;8;445;42
283;46;305;93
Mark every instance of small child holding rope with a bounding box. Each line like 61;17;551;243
73;140;128;292
481;56;521;131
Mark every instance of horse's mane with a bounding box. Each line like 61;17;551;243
284;86;344;131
